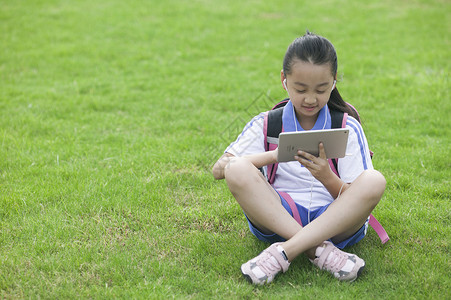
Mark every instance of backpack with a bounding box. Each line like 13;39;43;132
263;99;389;244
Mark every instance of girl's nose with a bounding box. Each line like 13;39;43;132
304;95;316;104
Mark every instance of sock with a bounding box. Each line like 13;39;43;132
314;243;326;258
276;245;289;262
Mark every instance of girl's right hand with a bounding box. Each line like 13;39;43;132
294;143;333;183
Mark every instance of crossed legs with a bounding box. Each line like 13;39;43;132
224;157;386;261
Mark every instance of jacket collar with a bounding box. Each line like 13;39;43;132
281;100;331;132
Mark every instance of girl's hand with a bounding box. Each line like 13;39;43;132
294;143;333;183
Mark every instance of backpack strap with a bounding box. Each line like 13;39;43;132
278;191;303;226
329;109;347;178
263;98;288;184
369;214;390;243
264;106;284;184
271;98;290;110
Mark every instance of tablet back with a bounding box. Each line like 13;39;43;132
277;128;349;162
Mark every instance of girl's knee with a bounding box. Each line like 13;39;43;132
224;157;253;185
366;169;386;188
224;157;262;189
361;169;386;198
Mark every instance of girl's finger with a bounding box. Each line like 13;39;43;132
318;143;327;159
297;150;314;160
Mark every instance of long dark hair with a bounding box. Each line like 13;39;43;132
282;31;360;122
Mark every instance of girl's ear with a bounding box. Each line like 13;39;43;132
332;73;337;91
280;70;287;90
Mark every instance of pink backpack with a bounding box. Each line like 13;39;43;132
263;99;389;244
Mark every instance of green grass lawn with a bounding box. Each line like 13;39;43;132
1;0;450;298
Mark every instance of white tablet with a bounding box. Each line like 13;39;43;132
277;128;349;162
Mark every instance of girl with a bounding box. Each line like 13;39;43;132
212;32;386;284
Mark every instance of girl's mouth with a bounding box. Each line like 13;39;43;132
302;106;317;112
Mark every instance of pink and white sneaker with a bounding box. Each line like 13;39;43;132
311;241;365;282
241;242;290;285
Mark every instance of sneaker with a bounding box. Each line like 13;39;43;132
241;242;290;285
311;241;365;282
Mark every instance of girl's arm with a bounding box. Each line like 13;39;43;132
212;150;278;180
319;169;350;199
296;143;350;199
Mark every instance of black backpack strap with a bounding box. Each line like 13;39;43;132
266;107;284;142
271;98;289;110
330;109;345;130
263;100;288;184
267;98;289;143
329;109;346;177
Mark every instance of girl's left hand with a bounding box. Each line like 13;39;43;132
295;143;333;182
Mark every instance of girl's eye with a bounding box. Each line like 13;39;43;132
316;90;327;94
296;90;306;94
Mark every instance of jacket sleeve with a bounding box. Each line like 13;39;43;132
225;113;266;157
338;116;374;183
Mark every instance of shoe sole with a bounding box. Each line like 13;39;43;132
242;272;253;284
346;262;365;282
241;265;256;284
355;264;365;280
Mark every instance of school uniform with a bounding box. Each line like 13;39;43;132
225;101;373;248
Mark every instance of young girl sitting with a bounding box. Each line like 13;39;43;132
212;32;386;284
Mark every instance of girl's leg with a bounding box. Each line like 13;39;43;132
281;169;386;261
227;158;385;284
224;157;302;239
224;156;386;261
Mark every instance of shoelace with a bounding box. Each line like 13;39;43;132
256;251;281;275
322;248;348;273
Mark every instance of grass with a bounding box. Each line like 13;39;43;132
1;0;450;298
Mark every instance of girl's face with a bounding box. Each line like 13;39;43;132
282;60;336;124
